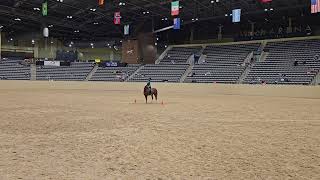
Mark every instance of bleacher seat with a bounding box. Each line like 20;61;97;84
244;39;320;85
160;46;202;64
90;64;140;82
0;59;30;80
36;62;94;81
185;43;260;83
129;64;189;83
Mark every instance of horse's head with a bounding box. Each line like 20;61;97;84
144;85;149;93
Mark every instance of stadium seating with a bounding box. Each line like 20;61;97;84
0;58;30;80
244;39;320;85
129;64;189;82
185;43;260;83
90;64;140;81
1;38;320;85
36;62;94;81
160;46;202;64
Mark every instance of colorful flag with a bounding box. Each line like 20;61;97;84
42;1;48;16
171;1;179;16
124;25;130;35
260;0;272;3
98;0;105;6
311;0;320;13
232;9;241;23
173;18;180;30
114;12;121;25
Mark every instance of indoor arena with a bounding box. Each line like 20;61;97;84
0;0;320;179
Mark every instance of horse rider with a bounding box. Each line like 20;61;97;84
146;78;152;95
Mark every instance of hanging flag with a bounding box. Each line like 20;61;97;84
260;0;272;2
232;9;241;23
114;12;121;25
173;18;180;30
124;25;130;35
42;1;48;16
171;1;179;16
311;0;320;13
98;0;105;6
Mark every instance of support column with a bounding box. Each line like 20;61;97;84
110;50;114;61
287;17;292;33
0;31;2;60
190;27;194;42
218;25;223;40
250;22;255;37
34;40;39;58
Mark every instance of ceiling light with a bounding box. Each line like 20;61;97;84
33;7;40;11
264;9;268;11
210;0;214;3
14;18;21;21
225;14;228;16
74;30;79;33
51;41;54;44
48;24;53;28
10;38;13;41
56;0;63;2
90;8;96;12
0;25;3;29
94;22;99;25
270;8;274;11
67;16;73;19
195;18;199;21
146;11;150;14
90;43;94;46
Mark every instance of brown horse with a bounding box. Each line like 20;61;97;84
143;85;158;104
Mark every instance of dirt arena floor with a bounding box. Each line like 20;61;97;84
0;81;319;179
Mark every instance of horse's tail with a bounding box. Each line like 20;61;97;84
153;88;158;100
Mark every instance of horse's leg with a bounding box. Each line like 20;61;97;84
145;95;147;104
151;94;154;101
155;92;158;101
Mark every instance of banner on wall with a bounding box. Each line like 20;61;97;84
42;1;48;16
260;0;272;2
114;12;121;25
311;0;320;14
232;9;241;23
44;61;60;66
124;24;130;35
171;1;179;16
98;0;105;6
173;18;180;30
